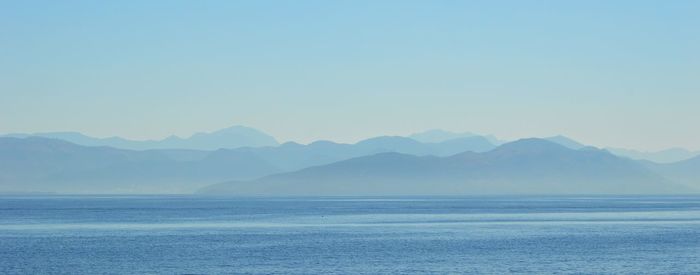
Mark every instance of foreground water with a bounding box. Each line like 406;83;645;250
1;196;699;274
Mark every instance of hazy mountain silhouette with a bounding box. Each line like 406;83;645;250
3;125;278;150
6;127;697;166
544;135;586;150
608;147;698;163
200;139;690;196
232;135;496;171
409;129;503;145
0;135;494;194
3;134;697;195
0;137;281;194
410;131;588;150
644;155;700;189
539;136;699;164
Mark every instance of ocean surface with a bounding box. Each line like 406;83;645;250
1;195;699;274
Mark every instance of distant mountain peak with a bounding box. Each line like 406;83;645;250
280;141;303;147
544;135;586;150
308;140;341;147
493;138;569;152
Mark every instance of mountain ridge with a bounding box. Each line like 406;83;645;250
3;125;279;151
200;139;692;196
3;133;699;195
0;137;281;194
5;127;697;164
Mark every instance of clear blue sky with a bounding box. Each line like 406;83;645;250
1;0;698;150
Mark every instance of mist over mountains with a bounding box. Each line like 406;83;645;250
6;125;697;163
242;135;496;171
607;148;699;164
0;133;496;193
4;125;279;151
1;125;698;195
200;139;691;196
409;129;504;145
0;137;281;193
643;155;700;189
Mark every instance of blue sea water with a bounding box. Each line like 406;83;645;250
1;195;699;274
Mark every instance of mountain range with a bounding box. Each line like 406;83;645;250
606;147;699;163
1;125;699;195
643;155;700;189
6;125;697;163
528;135;698;163
409;129;504;145
0;135;495;194
3;125;279;151
0;137;280;194
233;135;496;171
200;139;694;196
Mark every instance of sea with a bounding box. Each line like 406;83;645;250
1;195;699;274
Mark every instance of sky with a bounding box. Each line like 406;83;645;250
1;0;698;151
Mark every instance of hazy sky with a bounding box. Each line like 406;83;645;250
1;0;698;150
